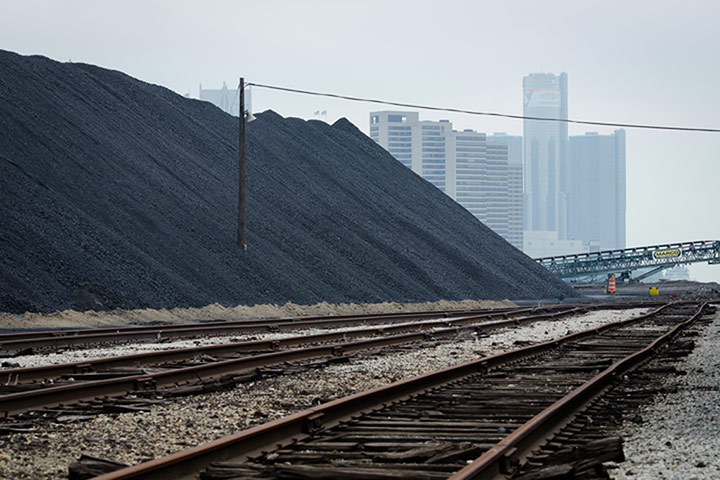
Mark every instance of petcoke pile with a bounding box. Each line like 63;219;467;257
0;50;575;314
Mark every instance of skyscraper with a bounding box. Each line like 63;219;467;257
369;111;450;192
446;129;487;221
484;141;510;240
199;82;252;116
568;130;626;251
522;73;568;237
488;134;523;250
370;111;523;249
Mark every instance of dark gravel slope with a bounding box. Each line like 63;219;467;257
0;50;575;313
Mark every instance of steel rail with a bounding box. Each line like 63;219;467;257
91;302;682;480
0;306;549;355
0;307;587;417
0;302;663;356
449;302;709;480
0;306;528;341
1;307;582;385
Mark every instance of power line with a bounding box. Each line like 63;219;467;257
247;82;720;134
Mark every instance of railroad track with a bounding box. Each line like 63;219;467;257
0;302;664;356
0;305;574;356
87;301;714;480
0;305;591;418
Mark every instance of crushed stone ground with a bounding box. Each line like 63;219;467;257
0;298;512;330
0;309;645;480
607;306;720;480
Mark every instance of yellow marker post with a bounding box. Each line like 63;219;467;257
649;287;659;296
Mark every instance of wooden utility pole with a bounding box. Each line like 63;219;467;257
238;77;246;250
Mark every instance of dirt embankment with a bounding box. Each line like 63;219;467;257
0;299;514;330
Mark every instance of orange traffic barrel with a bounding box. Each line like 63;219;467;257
607;275;616;294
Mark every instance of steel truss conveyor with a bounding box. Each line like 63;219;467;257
536;240;720;282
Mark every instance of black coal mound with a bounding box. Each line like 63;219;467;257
0;50;575;313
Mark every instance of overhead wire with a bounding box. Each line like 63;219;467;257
227;81;241;115
246;81;720;133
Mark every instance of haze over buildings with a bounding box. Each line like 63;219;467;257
369;73;627;258
568;130;626;252
521;73;579;257
370;111;523;250
199;82;252;117
487;134;524;251
522;73;626;258
523;73;569;236
3;1;717;281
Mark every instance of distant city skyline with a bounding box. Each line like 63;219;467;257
2;0;718;281
199;82;239;117
369;111;523;250
368;71;627;261
521;72;626;258
522;73;568;237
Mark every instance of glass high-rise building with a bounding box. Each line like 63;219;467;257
568;130;626;251
522;73;568;238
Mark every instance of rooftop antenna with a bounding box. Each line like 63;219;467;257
314;110;328;122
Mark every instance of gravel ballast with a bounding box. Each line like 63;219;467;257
0;307;632;369
0;309;648;479
608;306;720;480
0;49;574;314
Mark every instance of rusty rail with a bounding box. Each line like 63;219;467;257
0;306;586;417
450;302;709;479
0;301;667;356
90;302;697;480
0;305;547;355
1;307;584;384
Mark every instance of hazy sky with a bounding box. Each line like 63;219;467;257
2;0;719;281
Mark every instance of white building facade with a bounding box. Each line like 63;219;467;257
199;82;252;116
488;134;523;250
370;111;523;250
370;111;452;193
